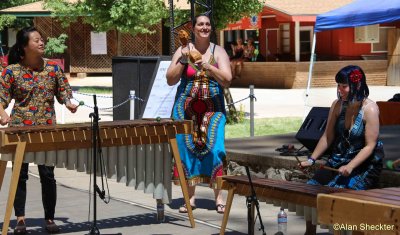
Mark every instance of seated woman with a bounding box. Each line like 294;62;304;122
243;38;255;62
300;65;384;235
230;38;245;80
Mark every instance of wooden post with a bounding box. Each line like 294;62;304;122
169;138;195;228
387;28;400;86
2;141;27;235
219;185;236;235
0;161;7;191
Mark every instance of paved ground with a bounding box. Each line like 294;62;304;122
0;75;398;234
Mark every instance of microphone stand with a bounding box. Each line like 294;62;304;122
245;166;267;235
87;95;121;235
88;94;101;235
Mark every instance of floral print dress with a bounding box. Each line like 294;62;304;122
0;59;72;127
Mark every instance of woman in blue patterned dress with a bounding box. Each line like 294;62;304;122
166;14;232;214
0;26;78;234
300;65;384;235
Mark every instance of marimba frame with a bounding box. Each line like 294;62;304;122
0;120;195;235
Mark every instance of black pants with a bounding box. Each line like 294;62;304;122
14;163;57;220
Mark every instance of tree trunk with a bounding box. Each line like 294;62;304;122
223;87;238;123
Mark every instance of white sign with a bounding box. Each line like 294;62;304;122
90;32;107;55
142;61;180;118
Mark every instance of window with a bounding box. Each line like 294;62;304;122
355;24;379;43
372;27;393;52
280;24;290;53
300;27;313;54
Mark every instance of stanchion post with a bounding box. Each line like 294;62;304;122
250;85;255;137
130;90;135;120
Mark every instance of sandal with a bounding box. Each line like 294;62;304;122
14;220;26;235
216;204;225;214
45;220;60;234
178;203;196;213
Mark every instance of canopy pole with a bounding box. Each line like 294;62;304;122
305;33;316;105
304;33;317;119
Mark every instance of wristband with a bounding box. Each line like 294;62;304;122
307;156;316;166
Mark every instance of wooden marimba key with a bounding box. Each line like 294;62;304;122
318;187;400;235
218;175;348;235
0;119;195;235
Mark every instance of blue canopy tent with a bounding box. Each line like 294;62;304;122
305;0;400;107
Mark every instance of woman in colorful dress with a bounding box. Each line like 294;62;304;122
166;14;232;214
0;26;78;234
300;65;384;235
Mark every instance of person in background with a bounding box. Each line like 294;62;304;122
299;65;384;235
243;38;255;62
230;38;245;79
0;26;78;235
166;14;232;214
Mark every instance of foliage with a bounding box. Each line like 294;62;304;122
0;0;38;30
44;33;68;57
45;0;264;33
0;15;17;30
44;0;168;35
226;104;246;124
225;117;302;139
1;0;39;9
172;0;265;30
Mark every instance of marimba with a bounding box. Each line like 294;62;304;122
318;187;400;235
218;175;348;235
0;119;195;235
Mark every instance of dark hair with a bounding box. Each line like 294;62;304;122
335;65;369;102
193;13;211;27
8;26;40;65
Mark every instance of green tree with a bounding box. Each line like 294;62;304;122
44;0;169;54
171;0;264;30
211;0;265;30
0;0;39;30
44;33;68;58
44;0;168;34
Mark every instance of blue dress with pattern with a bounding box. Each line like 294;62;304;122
308;101;384;189
172;45;226;186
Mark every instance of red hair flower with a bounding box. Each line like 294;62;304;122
349;69;362;83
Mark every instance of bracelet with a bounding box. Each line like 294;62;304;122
307;156;316;165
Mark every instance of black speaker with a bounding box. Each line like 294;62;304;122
112;56;161;120
295;107;330;152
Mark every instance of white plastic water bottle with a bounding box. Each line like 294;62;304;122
156;200;165;223
277;207;287;234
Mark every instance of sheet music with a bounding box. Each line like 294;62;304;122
142;61;180;118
